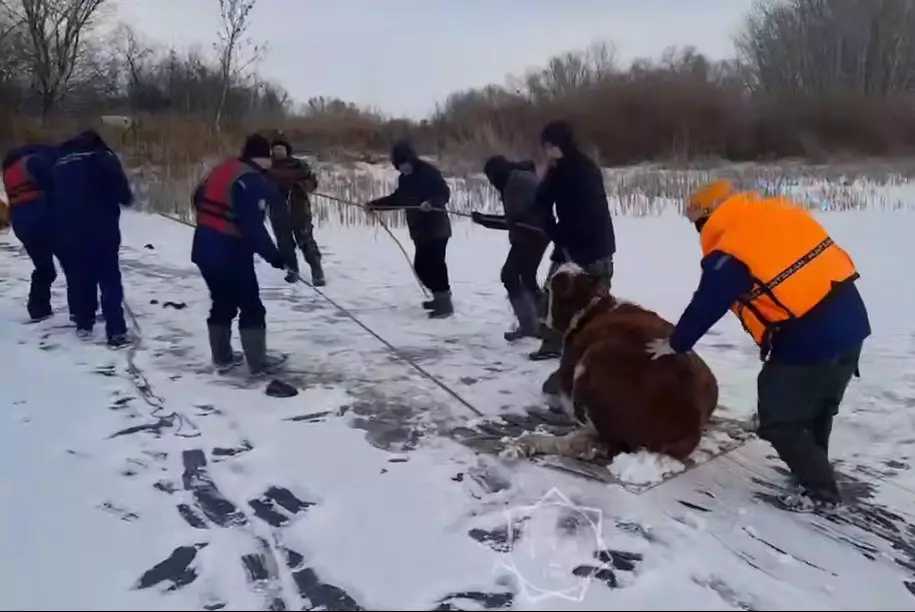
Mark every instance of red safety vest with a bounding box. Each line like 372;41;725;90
2;156;42;206
195;159;257;238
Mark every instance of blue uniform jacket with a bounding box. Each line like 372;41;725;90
190;159;283;270
669;250;871;364
51;131;133;250
1;145;56;244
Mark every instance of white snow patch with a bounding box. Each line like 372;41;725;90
608;451;687;485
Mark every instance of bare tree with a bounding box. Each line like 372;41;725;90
111;23;155;112
213;0;265;132
0;0;109;117
736;0;915;96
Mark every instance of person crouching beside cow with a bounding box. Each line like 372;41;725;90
471;155;550;342
267;135;326;286
529;120;616;362
191;134;294;376
510;264;719;465
52;130;134;347
647;179;871;512
365;140;454;319
2;143;75;322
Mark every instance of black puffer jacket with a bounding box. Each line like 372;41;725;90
536;121;616;265
480;155;549;246
367;141;451;242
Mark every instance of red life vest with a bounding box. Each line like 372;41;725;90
195;159;257;238
2;156;41;206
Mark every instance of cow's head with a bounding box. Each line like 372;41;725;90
546;263;612;334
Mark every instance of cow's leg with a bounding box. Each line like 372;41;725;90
512;422;601;461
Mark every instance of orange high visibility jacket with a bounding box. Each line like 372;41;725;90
699;193;859;356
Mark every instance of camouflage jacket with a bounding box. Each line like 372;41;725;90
268;157;318;213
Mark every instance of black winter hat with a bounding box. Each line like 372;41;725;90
241;134;272;160
271;136;292;156
390;140;418;168
540;120;576;153
483;155;513;192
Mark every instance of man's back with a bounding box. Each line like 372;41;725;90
542;149;616;264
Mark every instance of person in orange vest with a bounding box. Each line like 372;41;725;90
646;179;871;513
2;144;74;321
191;134;294;376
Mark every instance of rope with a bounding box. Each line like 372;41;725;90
314;191;571;280
147;209;484;418
287;270;483;417
312;192;430;299
122;298;201;438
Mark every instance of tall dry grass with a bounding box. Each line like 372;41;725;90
132;156;915;232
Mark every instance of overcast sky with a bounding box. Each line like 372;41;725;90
113;0;756;119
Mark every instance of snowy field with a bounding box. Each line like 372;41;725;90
2;174;915;610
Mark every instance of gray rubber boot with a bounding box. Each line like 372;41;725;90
428;291;454;319
309;261;326;287
505;293;541;342
239;327;288;375
208;324;244;372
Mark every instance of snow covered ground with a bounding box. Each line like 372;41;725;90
2;192;915;610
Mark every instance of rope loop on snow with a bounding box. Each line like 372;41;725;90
122;300;202;438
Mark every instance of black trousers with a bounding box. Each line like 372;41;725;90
66;241;127;338
413;238;450;294
756;343;863;496
22;236;58;319
501;238;548;299
198;259;266;329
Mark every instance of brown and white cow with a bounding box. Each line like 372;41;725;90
511;263;719;463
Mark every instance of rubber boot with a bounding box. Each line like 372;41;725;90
428;291;454;319
529;328;562;361
504;293;541;342
208;324;244;373
107;331;134;350
239;327;288;376
309;261;326;287
422;298;436;310
812;413;834;458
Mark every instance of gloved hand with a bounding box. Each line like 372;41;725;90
646;337;677;360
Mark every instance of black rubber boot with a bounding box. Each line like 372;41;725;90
310;262;326;287
529;329;562;360
428;291;454;319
